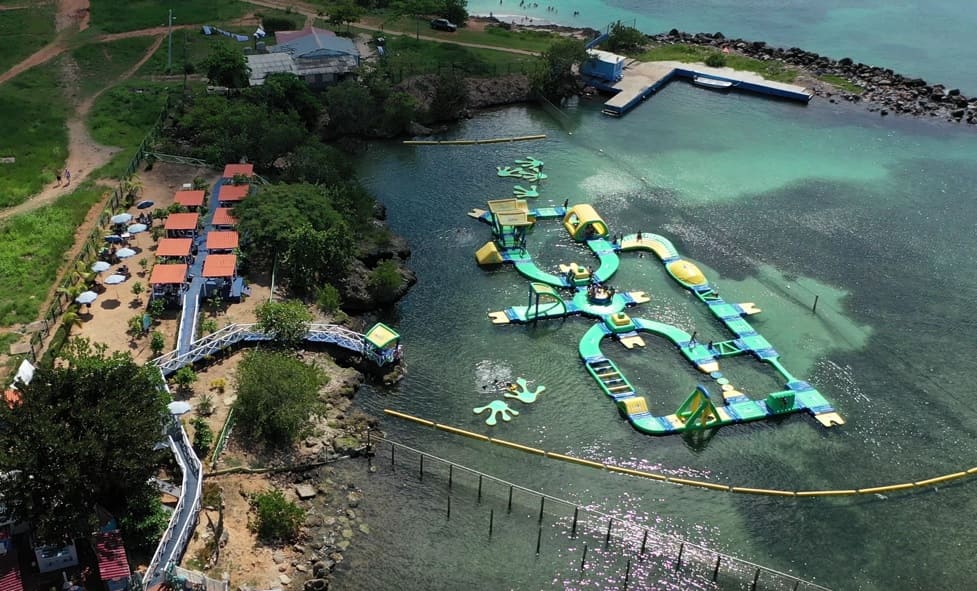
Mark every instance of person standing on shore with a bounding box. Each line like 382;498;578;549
55;170;62;187
64;168;71;187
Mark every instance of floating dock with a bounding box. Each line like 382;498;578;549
595;60;813;117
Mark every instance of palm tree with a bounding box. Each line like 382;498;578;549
61;306;85;334
121;174;144;206
56;282;86;304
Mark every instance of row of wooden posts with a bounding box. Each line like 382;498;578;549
367;433;829;591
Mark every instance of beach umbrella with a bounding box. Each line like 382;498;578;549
136;200;154;209
167;401;192;415
127;223;148;234
91;261;111;273
104;235;124;244
75;291;98;305
116;247;137;259
104;274;127;285
110;213;133;225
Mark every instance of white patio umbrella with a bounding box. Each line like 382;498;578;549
116;247;137;259
91;261;111;273
75;291;98;305
127;223;148;234
167;401;192;415
110;213;133;225
104;274;127;285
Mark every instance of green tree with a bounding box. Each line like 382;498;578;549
150;330;166;356
534;37;587;102
428;72;468;122
251;489;305;542
368;260;403;304
201;43;251;88
441;0;468;26
316;284;342;314
131;281;145;303
256;73;321;130
606;21;646;53
382;91;418;135
255;300;312;346
324;80;377;135
280;143;354;186
0;339;168;543
234;183;361;288
191;417;214;455
328;1;364;33
234;350;326;446
173;366;198;394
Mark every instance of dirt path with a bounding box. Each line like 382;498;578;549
0;34;165;223
240;0;540;55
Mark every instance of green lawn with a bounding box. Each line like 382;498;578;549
136;24;275;76
0;3;57;76
0;181;105;326
347;26;539;78
88;81;170;147
88;0;251;34
0;62;68;209
360;15;558;53
70;36;158;98
636;43;799;83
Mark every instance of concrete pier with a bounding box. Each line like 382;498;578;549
597;60;813;117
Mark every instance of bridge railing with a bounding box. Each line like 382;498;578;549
152;323;376;376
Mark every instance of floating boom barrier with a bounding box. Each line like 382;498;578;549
402;134;546;145
384;409;976;498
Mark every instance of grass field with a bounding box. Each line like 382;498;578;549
135;16;296;77
88;0;251;34
0;181;105;326
637;44;800;83
359;14;559;54
0;3;56;75
347;25;539;78
88;81;170;147
70;36;158;98
0;63;69;209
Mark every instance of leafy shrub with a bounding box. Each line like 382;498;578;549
368;260;402;304
704;53;726;67
150;331;166;356
316;284;342;314
191;416;214;455
251;489;305;542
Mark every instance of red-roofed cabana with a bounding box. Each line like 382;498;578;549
156;238;192;259
95;531;130;586
212;208;236;228
222;163;254;179
174;190;206;209
218;183;249;205
203;254;237;278
149;264;188;285
0;547;24;591
206;231;239;252
163;213;199;237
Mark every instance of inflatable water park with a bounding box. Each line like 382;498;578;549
467;157;844;436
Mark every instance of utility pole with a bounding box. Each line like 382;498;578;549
167;9;174;73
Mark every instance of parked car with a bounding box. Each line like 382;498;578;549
430;18;458;32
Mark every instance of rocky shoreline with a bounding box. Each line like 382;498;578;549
647;30;977;124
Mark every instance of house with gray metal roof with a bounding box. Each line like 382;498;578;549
247;26;360;87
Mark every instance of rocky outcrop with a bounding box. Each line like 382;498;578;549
396;73;535;118
648;30;977;124
336;257;417;312
465;74;534;109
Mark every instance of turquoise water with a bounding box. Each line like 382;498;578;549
342;82;977;590
470;0;977;94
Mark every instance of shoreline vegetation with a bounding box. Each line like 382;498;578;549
3;3;975;590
